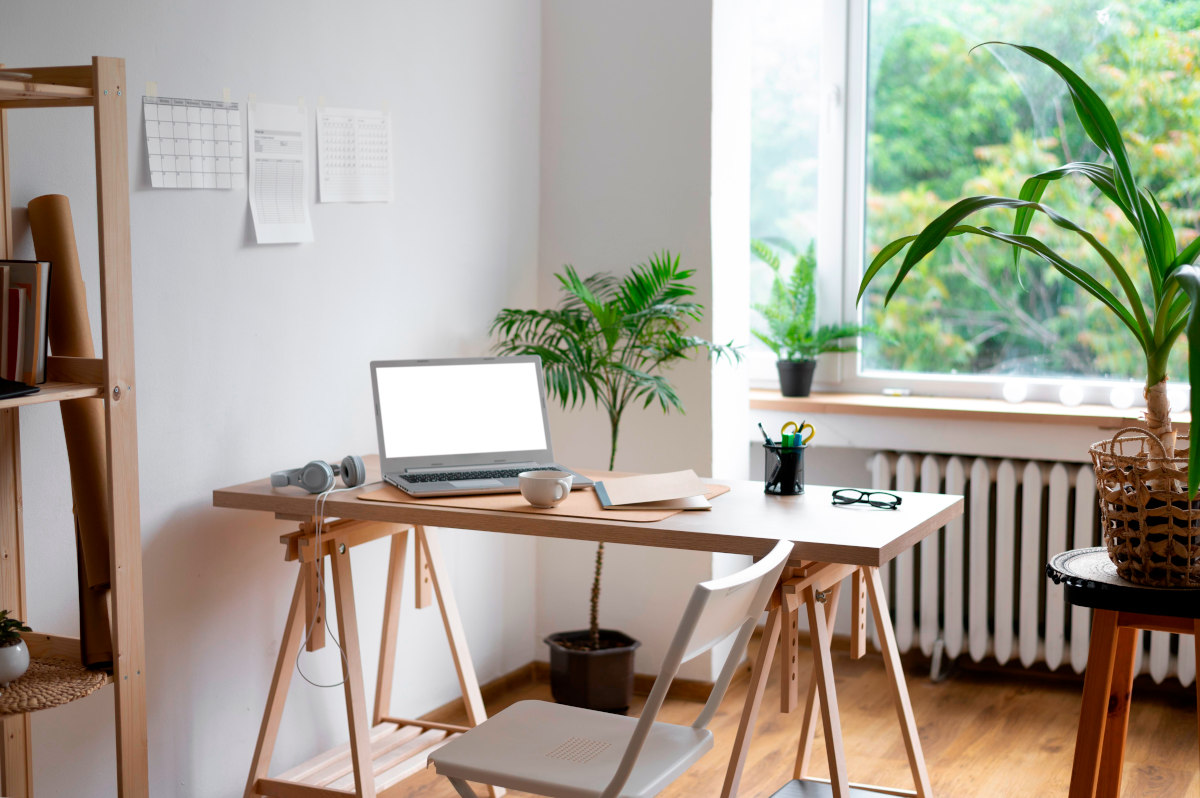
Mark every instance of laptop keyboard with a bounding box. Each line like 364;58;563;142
403;467;560;483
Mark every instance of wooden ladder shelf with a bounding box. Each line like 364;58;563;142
0;58;148;797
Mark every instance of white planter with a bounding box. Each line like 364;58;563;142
0;640;29;687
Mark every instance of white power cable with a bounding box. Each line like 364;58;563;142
294;485;358;689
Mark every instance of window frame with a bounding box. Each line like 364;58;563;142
748;0;1172;411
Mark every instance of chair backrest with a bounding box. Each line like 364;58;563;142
599;539;792;798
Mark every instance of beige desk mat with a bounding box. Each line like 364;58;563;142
357;482;731;523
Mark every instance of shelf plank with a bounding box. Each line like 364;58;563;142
0;66;93;88
0;77;92;104
21;632;81;661
275;722;402;783
0;655;111;716
0;382;103;410
263;725;452;798
46;355;104;385
0;98;93;110
750;388;1192;430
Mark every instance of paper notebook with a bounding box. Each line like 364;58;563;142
594;469;712;511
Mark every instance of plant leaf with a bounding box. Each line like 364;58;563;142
1170;264;1200;496
873;195;1151;343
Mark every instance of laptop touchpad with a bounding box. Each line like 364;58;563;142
449;478;505;488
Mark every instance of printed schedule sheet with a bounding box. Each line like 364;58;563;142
248;102;314;244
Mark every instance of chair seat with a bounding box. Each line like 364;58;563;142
430;700;713;798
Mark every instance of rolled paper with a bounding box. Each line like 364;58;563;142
28;194;113;667
75;520;112;669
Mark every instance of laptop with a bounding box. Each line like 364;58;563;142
370;356;594;497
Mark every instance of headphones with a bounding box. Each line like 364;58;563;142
271;455;366;494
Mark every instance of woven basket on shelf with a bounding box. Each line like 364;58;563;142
1092;426;1200;587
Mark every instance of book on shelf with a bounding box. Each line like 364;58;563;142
0;265;7;381
5;283;24;383
2;260;51;385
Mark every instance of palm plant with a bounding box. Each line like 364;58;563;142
491;251;739;645
753;238;869;361
859;42;1200;494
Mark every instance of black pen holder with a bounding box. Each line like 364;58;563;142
763;443;805;496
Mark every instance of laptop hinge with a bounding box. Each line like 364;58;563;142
405;461;541;475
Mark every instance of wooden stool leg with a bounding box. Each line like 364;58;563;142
795;582;843;779
804;583;849;798
864;566;931;798
417;528;504;798
243;570;307;798
330;542;378;798
1097;626;1138;798
1194;620;1200;781
1070;608;1121;798
373;529;410;725
721;599;784;798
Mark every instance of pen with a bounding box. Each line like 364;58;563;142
758;422;774;446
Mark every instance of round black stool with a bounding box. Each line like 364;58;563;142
1048;547;1200;797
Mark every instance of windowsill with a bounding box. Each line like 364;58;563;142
749;388;1192;431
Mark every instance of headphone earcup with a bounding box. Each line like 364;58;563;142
297;460;336;494
339;454;366;488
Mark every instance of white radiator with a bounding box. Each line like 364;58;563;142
869;451;1194;686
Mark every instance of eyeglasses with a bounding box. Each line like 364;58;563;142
831;488;902;510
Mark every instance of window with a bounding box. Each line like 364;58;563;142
753;0;1200;404
748;0;826;381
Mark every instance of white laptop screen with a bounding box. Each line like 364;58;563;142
376;361;549;460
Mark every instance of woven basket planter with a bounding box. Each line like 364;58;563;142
1092;426;1200;587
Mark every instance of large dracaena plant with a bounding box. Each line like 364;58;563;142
859;42;1200;495
491;251;739;646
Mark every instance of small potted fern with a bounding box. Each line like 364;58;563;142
752;238;870;396
0;610;31;687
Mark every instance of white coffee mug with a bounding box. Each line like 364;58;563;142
519;470;574;508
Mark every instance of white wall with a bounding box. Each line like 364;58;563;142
2;2;541;795
535;1;749;682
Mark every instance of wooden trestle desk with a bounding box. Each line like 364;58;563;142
214;460;962;798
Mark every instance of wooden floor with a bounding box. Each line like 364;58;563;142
400;637;1200;797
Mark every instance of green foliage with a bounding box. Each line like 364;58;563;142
850;0;1200;383
492;251;740;470
491;252;740;645
869;25;1028;197
0;610;30;648
859;41;1200;494
752;238;870;361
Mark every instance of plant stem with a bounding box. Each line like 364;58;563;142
590;409;622;647
589;542;603;648
608;411;620;472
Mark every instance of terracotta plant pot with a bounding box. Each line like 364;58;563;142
0;640;29;687
777;360;817;397
544;629;640;713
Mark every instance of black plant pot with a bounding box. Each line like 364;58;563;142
777;359;817;397
544;629;640;713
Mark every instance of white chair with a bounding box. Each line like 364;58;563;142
430;539;793;798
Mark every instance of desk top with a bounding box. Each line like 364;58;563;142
213;460;963;567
